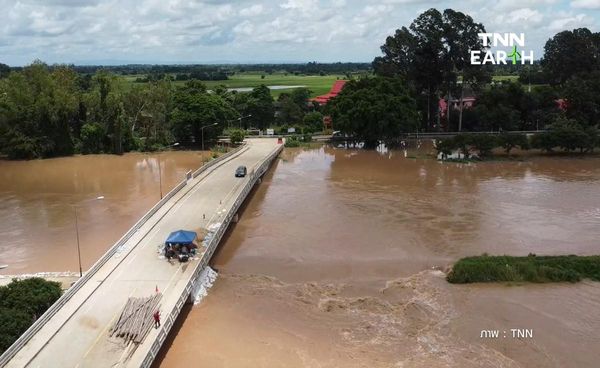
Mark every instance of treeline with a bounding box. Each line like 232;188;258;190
134;70;229;83
3;62;373;77
325;8;600;146
235;62;371;75
0;61;323;159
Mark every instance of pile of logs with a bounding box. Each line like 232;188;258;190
110;293;162;344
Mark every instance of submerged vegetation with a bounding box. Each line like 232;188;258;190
447;255;600;284
435;119;599;160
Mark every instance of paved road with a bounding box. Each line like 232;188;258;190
6;138;280;368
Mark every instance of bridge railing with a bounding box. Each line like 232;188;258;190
139;143;284;368
0;144;248;367
192;144;246;179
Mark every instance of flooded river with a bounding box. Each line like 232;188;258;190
155;146;600;368
0;151;210;274
2;145;599;367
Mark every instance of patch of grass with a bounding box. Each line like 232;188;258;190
492;75;519;81
447;255;600;284
205;72;347;97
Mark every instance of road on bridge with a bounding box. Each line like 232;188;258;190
5;138;280;368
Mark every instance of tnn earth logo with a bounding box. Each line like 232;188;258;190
470;33;534;65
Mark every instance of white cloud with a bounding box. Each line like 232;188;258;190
571;0;600;9
548;13;595;31
494;0;557;12
280;0;318;11
494;7;544;25
240;4;264;17
0;0;597;65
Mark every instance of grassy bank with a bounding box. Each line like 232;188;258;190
447;255;600;284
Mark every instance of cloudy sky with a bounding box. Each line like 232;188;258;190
1;0;599;66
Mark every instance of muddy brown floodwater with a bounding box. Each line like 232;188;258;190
0;151;210;274
155;145;600;368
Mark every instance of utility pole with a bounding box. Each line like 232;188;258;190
74;206;82;277
157;143;179;199
73;196;104;277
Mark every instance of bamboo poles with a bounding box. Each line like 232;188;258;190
110;293;162;344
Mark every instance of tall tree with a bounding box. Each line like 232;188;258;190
0;63;10;79
327;77;418;148
562;71;600;127
542;28;600;85
0;61;78;158
236;85;274;130
373;8;489;131
170;80;238;146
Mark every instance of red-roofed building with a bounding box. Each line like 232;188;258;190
310;80;348;105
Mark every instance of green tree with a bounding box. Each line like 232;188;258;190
0;278;62;354
170;81;237;146
530;116;597;153
0;308;31;354
289;88;311;111
0;278;62;319
469;134;497;156
229;129;245;145
373;8;489;130
244;85;275;130
80;122;104;154
277;93;304;125
0;62;79;158
124;78;173;150
327;77;418;148
0;63;10;79
542;28;600;85
303;111;323;131
562;71;600;127
498;133;529;154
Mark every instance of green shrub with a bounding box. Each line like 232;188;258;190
435;139;455;157
447;255;600;284
469;134;498;156
531;117;599;153
284;137;301;147
452;134;472;157
0;278;62;354
229;129;245;145
80;122;104;154
0;308;31;354
497;133;529;154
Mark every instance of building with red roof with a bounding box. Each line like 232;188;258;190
310;80;347;105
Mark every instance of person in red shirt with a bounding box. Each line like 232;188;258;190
153;310;161;328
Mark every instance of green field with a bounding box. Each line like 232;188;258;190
124;72;350;98
123;72;522;98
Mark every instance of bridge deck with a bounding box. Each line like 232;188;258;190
5;138;280;368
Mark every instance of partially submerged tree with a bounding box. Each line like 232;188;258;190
327;77;418;148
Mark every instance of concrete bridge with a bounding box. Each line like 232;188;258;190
0;138;283;368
